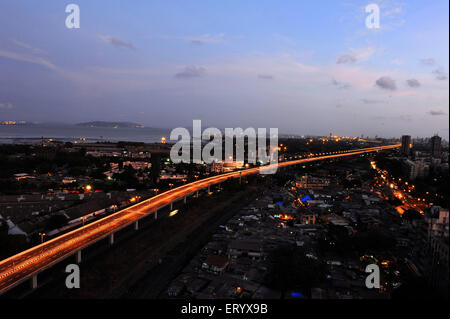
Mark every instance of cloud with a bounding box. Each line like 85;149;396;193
351;47;376;61
257;74;274;80
428;110;447;116
0;102;13;109
188;33;225;45
362;99;384;104
390;59;403;66
336;103;344;108
336;54;357;64
175;66;206;79
432;68;448;81
12;39;47;55
375;76;397;91
398;115;412;122
0;49;57;70
98;35;135;50
378;2;406;30
0;40;55;71
160;33;226;45
406;79;421;88
336;47;376;65
420;58;436;66
371;114;411;122
383;6;403;18
371;115;386;120
331;78;351;89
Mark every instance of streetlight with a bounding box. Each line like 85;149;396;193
38;232;46;243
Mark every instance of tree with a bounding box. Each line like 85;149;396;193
117;165;139;187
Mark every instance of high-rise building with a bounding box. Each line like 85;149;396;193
431;135;442;158
401;135;412;156
402;159;430;180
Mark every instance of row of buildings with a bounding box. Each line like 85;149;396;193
401;134;445;159
400;135;448;180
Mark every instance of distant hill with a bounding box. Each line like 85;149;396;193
76;121;145;128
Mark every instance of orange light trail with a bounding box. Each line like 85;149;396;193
0;143;400;294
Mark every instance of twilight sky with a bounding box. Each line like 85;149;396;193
0;0;448;139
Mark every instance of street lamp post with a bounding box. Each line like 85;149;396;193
38;232;46;244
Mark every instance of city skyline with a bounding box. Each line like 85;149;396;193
0;1;448;305
0;0;449;139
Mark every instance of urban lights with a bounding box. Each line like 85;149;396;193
169;120;279;175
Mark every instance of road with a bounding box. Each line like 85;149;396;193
0;143;400;294
370;160;430;215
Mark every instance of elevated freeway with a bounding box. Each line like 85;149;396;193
0;143;400;294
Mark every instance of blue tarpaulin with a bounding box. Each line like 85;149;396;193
301;195;312;202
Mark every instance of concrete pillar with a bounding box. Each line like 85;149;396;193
76;250;82;263
184;196;187;204
208;186;210;193
170;202;173;210
109;233;114;245
154;210;158;220
196;191;199;197
135;220;139;231
31;274;38;289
